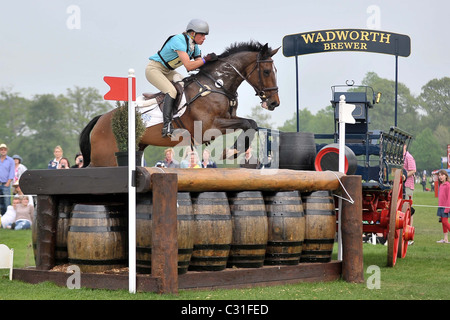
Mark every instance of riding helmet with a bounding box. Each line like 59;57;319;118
186;19;209;35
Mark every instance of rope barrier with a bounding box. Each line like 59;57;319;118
328;171;355;205
413;204;450;209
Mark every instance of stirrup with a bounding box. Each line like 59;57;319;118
162;122;173;138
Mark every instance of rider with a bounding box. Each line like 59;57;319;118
145;19;218;137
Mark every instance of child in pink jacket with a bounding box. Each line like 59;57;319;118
436;170;450;243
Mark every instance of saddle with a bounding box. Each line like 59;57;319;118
142;82;185;112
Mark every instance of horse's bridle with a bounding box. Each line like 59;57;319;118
224;52;279;103
184;53;278;109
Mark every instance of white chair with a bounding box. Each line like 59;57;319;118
0;244;14;280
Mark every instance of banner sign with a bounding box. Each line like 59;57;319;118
283;29;411;57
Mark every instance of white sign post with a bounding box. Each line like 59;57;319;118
337;95;355;261
128;69;137;294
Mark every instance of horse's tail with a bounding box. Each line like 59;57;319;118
79;115;102;167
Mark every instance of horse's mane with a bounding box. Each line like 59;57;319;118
218;41;270;58
185;41;271;81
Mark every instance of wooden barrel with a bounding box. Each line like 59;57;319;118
135;196;152;274
67;203;127;273
263;191;305;265
189;192;232;271
279;132;316;170
227;191;268;268
55;199;73;264
175;192;195;274
136;192;194;275
301;190;336;263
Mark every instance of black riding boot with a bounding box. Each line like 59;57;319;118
162;93;176;137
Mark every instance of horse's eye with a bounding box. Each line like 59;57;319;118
263;69;271;76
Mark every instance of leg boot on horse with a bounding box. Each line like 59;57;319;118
162;93;176;138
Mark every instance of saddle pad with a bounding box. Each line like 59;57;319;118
135;94;187;128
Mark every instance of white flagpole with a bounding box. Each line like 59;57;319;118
337;96;346;261
128;69;136;293
338;94;355;261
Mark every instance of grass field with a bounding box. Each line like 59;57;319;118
0;185;448;301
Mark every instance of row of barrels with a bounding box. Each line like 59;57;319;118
35;190;336;274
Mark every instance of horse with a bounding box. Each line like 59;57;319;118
79;41;280;167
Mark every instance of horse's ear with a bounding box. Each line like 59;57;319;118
260;43;270;58
270;46;281;57
261;43;280;58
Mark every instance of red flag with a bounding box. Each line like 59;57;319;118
104;76;136;101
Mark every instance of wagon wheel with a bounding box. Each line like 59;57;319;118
398;201;415;258
387;169;403;267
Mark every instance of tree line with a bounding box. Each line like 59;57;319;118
0;87;112;169
1;72;448;173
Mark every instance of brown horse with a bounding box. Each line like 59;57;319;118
80;41;280;167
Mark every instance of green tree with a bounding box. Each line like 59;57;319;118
410;128;441;173
0;86;114;169
278;106;334;135
418;77;450;156
23;94;69;168
362;72;421;135
61;86;113;137
0;89;31;143
245;105;275;129
418;77;450;128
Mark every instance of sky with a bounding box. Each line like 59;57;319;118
1;0;449;128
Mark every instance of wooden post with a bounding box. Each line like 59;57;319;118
35;195;57;270
151;173;178;294
341;175;364;283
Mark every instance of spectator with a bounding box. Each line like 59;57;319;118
403;144;416;245
71;152;83;168
57;157;71;169
403;144;416;200
239;146;261;169
201;149;217;168
436;170;450;243
180;146;192;168
437;169;450;243
421;173;427;191
12;179;34;207
48;145;64;169
1;197;19;229
13;195;33;230
12;154;27;185
162;148;180;168
0;144;15;215
188;150;201;168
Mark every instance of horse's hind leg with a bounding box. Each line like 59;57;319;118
212;117;258;160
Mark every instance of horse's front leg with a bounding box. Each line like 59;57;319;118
212;117;258;159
